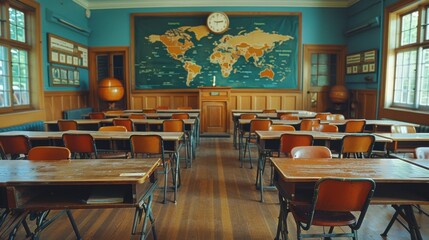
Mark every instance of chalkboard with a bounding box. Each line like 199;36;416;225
132;12;301;90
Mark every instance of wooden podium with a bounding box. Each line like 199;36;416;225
198;86;231;135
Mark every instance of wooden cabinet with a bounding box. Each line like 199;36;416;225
199;87;231;135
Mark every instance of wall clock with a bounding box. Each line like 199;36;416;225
206;12;229;34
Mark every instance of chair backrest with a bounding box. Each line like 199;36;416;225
99;126;128;132
339;134;375;158
0;135;32;159
62;133;98;159
240;113;257;120
113;118;134;131
163;119;184;132
177;106;192;110
156;106;169;110
391;125;416;133
308;178;376;228
250;119;272;133
88;112;106;119
143;109;157;113
270;125;295;131
344;119;366;133
262;109;277;113
279;114;299;120
326;114;345;121
104;110;124;115
130;134;164;157
171;113;190;120
415;147;429;159
300;119;321;131
291;146;332;158
279;133;314;157
129;113;146;119
28;146;71;160
318;124;339;132
57;120;78;131
315;113;331;120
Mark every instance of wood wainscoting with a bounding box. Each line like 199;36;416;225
44;91;90;121
350;89;377;120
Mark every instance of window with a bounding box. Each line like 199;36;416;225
389;3;429;111
0;0;38;111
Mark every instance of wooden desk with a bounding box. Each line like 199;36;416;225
271;158;429;240
375;133;429;155
254;131;392;202
0;158;160;240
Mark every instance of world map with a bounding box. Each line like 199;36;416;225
134;15;299;89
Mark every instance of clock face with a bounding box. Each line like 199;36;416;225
207;12;229;34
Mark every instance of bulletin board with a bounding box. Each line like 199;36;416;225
346;49;377;75
48;33;88;68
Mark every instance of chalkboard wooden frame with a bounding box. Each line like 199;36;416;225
131;12;301;90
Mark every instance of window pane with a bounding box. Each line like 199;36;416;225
11;48;29;105
9;7;26;43
419;48;429;106
394;50;417;105
401;11;419;46
0;46;11;107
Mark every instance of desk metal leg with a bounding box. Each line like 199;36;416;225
275;193;289;240
132;180;158;240
381;204;423;240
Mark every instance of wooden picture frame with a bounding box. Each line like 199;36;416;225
48;33;88;68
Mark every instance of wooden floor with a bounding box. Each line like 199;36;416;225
11;137;429;239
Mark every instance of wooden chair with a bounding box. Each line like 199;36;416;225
129;113;146;119
28;146;71;160
143;109;157;113
262;109;277;113
339;134;375;158
156;106;169;110
88;112;106;119
279;133;314;157
19;146;81;240
163;119;190;168
318;124;339;132
130;134;174;203
300;119;321;131
315;112;331;120
344;119;366;133
0;135;31;159
415;147;429;159
279;114;299;120
269;125;295;131
113;118;134;131
290;178;375;239
243;119;272;168
291;146;332;158
171;113;190;120
177;106;192;110
326;114;345;121
98;126;129;158
62;133;99;159
57;120;78;131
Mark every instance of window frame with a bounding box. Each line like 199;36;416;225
0;0;41;114
379;0;429;124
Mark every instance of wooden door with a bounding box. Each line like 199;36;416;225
303;45;346;113
89;47;129;111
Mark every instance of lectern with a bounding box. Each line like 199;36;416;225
198;86;231;135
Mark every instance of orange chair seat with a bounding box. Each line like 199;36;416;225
292;205;357;226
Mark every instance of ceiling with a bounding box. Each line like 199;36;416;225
73;0;360;10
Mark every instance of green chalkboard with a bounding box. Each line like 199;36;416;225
132;13;300;89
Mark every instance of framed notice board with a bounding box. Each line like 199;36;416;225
48;33;88;68
346;49;377;75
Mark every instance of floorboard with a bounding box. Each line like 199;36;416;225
9;137;429;239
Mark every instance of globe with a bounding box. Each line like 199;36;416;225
329;85;349;103
98;77;124;102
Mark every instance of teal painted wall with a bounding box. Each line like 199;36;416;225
38;0;90;91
